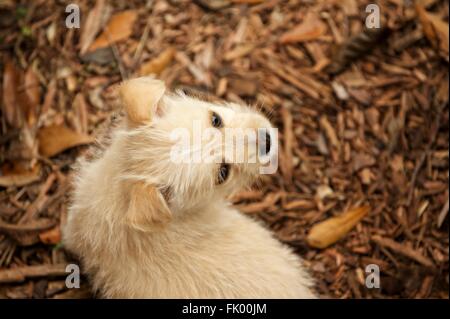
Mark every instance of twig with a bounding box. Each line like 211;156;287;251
280;104;294;184
0;264;68;283
407;102;446;206
133;17;151;68
437;196;449;228
372;235;434;268
19;173;56;223
103;29;128;80
0;130;20;145
110;43;128;80
0;218;55;233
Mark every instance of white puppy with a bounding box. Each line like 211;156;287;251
63;77;316;298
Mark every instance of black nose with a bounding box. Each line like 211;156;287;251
265;132;271;154
260;132;271;156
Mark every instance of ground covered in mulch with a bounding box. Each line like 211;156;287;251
0;0;448;299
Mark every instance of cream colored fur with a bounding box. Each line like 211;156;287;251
63;77;316;298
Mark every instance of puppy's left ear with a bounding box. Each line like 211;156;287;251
118;77;166;127
126;182;172;232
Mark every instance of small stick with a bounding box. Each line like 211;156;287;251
280;104;294;184
372;235;434;268
407;102;445;206
19;173;56;223
437;196;449;228
0;264;68;283
133;18;151;67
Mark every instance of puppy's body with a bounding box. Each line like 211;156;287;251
63;78;316;298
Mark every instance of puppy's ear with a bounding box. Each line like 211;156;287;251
118;77;166;127
126;182;172;232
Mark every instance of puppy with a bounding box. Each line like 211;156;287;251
63;77;316;298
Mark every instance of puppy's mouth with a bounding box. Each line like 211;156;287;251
258;131;271;157
159;186;172;203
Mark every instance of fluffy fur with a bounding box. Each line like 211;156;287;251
63;77;316;298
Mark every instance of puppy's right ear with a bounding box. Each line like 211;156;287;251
118;77;166;127
126;182;172;232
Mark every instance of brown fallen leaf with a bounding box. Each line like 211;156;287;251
0;163;41;187
37;124;94;157
39;226;61;245
41;78;57;114
87;10;138;53
23;65;41;126
2;58;22;128
73;93;89;134
307;205;370;249
79;0;110;55
139;47;176;76
280;12;327;44
415;4;449;59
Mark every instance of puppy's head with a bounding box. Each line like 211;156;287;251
118;77;276;230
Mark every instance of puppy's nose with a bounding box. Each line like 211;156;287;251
259;132;271;156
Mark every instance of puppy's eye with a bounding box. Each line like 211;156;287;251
211;111;222;128
217;163;230;185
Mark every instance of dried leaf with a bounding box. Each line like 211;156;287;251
41;79;56;114
2;58;22;128
307;205;370;249
24;66;40;126
280;13;327;43
37;124;94;157
39;226;61;245
79;0;109;54
73;93;89;134
0;164;41;187
139;47;176;76
87;10;138;53
415;5;449;59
